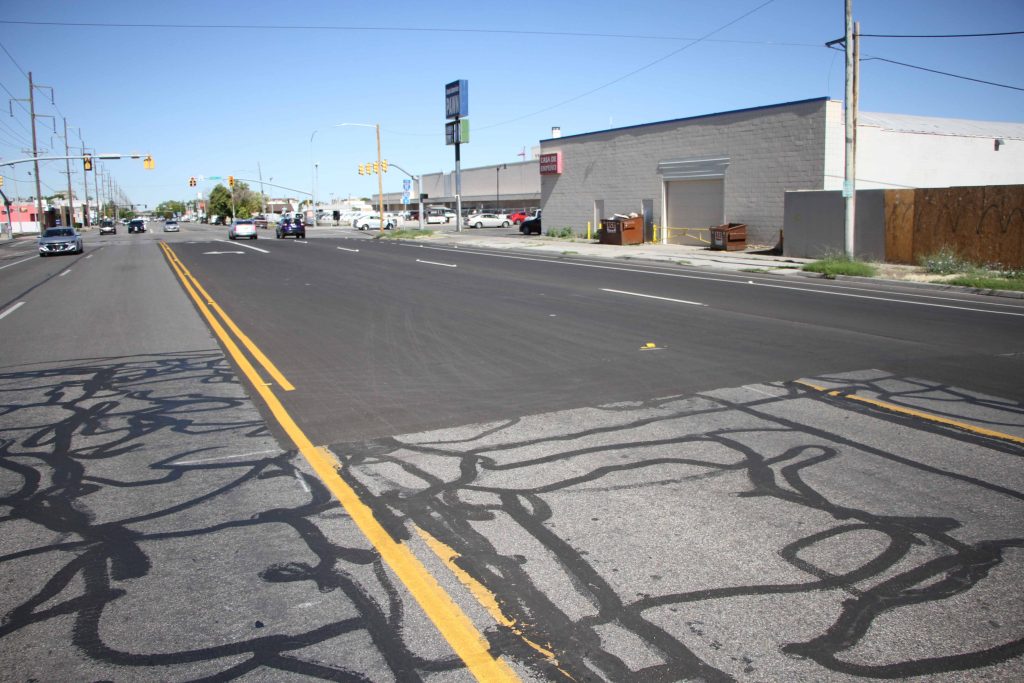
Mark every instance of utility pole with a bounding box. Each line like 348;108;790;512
843;0;857;257
78;132;91;227
62;118;75;228
376;123;384;233
258;161;266;215
28;72;44;234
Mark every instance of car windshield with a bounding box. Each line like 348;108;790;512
44;228;74;237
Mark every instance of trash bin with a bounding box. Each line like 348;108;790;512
600;216;644;245
709;223;747;251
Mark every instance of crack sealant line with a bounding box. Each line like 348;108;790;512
158;241;520;683
794;380;1024;445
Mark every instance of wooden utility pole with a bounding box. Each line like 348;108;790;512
843;0;858;257
28;72;44;234
63;118;75;228
78;129;91;227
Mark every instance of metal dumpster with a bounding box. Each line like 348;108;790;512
709;223;747;251
600;216;644;245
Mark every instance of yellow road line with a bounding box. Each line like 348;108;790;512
161;242;294;391
415;527;577;680
795;380;1024;445
160;242;519;682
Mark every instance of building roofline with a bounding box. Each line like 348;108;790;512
540;97;832;143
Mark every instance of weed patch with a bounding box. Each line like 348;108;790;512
802;252;877;279
378;229;435;239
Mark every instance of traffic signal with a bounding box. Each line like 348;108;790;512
381;159;388;173
228;175;235;188
143;155;154;170
189;176;197;187
82;154;93;171
373;161;379;174
358;164;365;175
0;176;3;187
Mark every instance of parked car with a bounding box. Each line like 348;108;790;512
98;219;116;235
276;217;305;239
519;213;542;235
38;227;83;256
353;215;395;230
466;213;511;229
228;219;257;240
128;218;146;233
508;211;529;225
162;220;179;232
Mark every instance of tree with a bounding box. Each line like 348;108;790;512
207;182;263;220
208;184;233;220
155;200;187;218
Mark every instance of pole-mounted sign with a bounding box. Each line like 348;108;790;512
445;80;468;120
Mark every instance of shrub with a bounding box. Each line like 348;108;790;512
918;246;972;274
546;227;575;239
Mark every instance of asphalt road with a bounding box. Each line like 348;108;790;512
1;222;1022;681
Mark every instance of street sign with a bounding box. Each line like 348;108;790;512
445;119;470;146
402;196;410;205
445;79;468;120
403;179;411;190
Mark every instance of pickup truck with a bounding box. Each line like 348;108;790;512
253;215;268;230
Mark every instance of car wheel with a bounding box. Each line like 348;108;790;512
502;221;510;228
474;222;483;229
252;235;257;240
299;233;306;239
229;235;235;240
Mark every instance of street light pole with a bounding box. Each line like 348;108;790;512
496;164;506;213
309;129;318;227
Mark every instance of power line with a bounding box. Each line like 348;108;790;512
861;30;1024;38
0;40;27;77
865;55;1024;92
478;0;780;131
0;18;821;47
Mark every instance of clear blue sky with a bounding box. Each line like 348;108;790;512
0;0;1021;210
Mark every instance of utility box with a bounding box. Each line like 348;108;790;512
709;223;747;251
600;216;644;245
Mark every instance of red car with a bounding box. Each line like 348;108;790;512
508;211;529;225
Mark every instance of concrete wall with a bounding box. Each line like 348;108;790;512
783;189;886;260
539;98;832;244
412;159;540;206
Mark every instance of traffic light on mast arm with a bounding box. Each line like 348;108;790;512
189;176;197;187
143;155;154;170
358;164;365;175
373;161;379;174
82;154;93;171
228;175;235;188
381;159;388;173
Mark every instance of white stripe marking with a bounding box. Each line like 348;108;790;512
175;448;281;465
215;239;269;254
294;470;311;493
416;259;457;268
0;301;26;320
294;240;308;244
602;288;705;307
337;246;360;252
59;269;71;277
0;255;35;270
410;244;1024;318
85;254;93;259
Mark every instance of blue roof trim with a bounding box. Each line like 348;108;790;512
541;97;832;143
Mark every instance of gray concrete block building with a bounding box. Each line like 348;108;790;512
537;97;1024;245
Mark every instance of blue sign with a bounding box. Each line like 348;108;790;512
445;79;468;120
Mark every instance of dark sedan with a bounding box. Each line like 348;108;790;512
38;227;83;256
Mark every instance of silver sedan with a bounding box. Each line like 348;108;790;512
37;227;83;256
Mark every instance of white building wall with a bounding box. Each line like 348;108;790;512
854;128;1024;190
416;160;540;204
540;98;832;243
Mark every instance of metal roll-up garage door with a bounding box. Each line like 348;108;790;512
658;157;729;230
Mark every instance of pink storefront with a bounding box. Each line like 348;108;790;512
0;203;41;234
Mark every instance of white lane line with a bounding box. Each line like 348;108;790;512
416;259;457;268
0;301;26;320
602;288;705;307
58;269;72;277
11;241;33;249
85;254;93;259
0;255;36;270
337;246;360;252
294;240;308;244
174;448;282;465
215;239;269;254
409;244;1024;318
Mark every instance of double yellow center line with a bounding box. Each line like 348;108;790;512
160;242;521;682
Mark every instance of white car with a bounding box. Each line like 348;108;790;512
228;219;257;240
353;214;395;231
466;213;511;229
